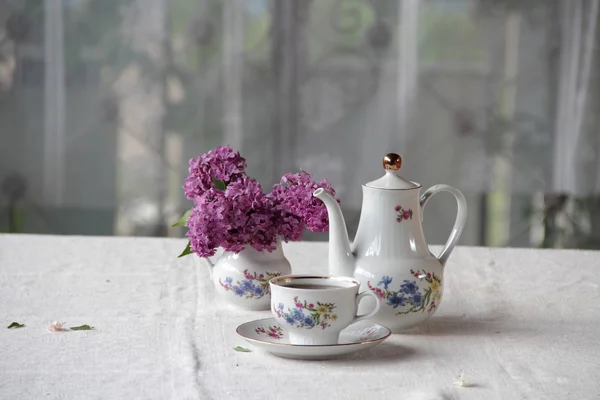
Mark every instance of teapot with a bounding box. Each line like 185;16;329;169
313;153;467;332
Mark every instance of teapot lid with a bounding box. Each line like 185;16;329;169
365;153;420;190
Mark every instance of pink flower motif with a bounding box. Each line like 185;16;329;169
426;273;431;278
308;303;314;309
376;288;385;299
320;322;328;330
395;205;413;223
48;321;68;332
259;274;264;279
295;303;303;308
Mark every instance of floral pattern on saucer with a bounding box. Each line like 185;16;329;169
219;269;281;299
255;325;284;339
273;296;337;330
236;318;391;359
367;269;442;315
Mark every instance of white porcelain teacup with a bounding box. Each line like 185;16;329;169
269;275;381;345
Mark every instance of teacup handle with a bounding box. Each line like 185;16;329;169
420;184;468;267
352;291;381;324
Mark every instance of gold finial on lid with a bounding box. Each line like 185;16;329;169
383;153;402;171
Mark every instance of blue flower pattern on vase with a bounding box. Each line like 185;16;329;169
240;280;254;291
401;280;418;295
367;269;443;315
219;269;281;300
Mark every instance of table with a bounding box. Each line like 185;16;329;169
1;234;599;399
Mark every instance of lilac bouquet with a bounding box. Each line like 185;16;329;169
174;146;338;258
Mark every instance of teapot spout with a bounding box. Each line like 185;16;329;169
313;188;354;277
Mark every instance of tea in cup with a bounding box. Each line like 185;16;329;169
269;275;381;345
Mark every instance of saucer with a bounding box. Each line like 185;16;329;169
236;317;391;360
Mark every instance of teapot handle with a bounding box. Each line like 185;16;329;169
419;184;467;267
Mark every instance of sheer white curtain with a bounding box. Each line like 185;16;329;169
1;0;599;248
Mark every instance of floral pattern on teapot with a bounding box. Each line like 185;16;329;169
395;205;413;223
367;269;442;315
273;296;338;330
219;269;281;299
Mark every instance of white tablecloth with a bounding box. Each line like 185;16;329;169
1;234;599;400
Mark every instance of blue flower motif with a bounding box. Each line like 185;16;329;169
253;286;264;296
411;292;422;306
378;276;393;290
303;316;314;326
278;303;285;311
387;292;406;309
401;280;418;295
291;308;305;321
234;287;245;297
224;277;233;285
285;315;295;325
240;280;254;291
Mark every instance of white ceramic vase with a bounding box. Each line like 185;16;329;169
206;242;292;310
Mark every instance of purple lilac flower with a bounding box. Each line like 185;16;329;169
222;177;278;253
184;147;340;256
186;177;278;257
183;146;247;200
269;171;338;241
186;189;229;258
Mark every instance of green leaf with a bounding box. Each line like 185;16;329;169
7;322;25;329
172;209;192;227
211;176;227;191
233;346;251;352
70;324;94;331
177;241;194;258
